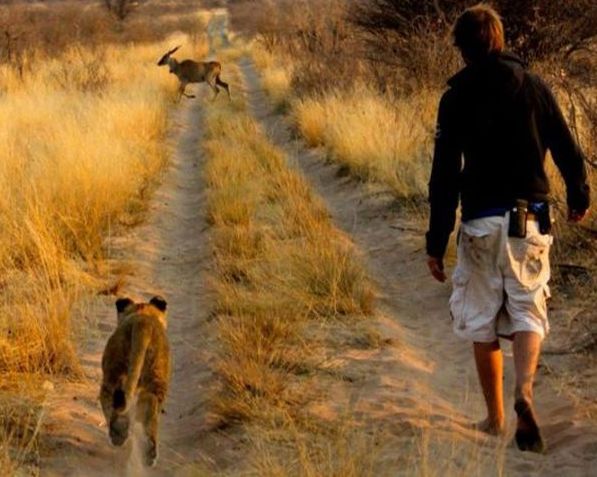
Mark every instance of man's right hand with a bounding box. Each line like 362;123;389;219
569;208;589;223
427;256;447;282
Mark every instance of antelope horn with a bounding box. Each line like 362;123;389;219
167;45;181;56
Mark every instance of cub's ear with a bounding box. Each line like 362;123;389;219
150;296;167;312
115;297;134;313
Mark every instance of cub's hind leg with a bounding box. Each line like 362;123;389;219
137;390;160;467
99;382;113;427
100;381;130;447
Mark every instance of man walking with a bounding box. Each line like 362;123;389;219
426;4;590;453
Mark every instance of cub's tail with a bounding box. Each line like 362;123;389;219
114;323;151;414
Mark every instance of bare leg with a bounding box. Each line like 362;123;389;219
513;331;545;452
473;340;505;435
179;83;195;99
208;81;219;101
216;76;231;100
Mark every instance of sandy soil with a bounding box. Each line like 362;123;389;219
238;58;597;476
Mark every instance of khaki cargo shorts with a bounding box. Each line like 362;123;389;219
450;214;552;343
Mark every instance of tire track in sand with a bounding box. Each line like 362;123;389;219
41;91;220;476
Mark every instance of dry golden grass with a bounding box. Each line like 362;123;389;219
244;406;511;477
0;377;46;474
252;45;293;110
202;66;375;433
291;86;439;199
247;419;380;477
542;83;596;284
0;28;206;473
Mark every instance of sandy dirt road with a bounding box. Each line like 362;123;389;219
238;57;597;476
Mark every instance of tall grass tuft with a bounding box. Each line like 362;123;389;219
252;45;293;111
292;86;439;198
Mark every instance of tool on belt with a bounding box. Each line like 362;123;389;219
508;200;553;238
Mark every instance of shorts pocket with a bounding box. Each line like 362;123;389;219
509;233;552;287
459;229;499;269
449;268;470;331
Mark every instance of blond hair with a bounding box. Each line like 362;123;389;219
453;3;505;61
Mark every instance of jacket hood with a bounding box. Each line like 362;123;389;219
447;52;526;95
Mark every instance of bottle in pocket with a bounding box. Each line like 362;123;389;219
508;199;528;238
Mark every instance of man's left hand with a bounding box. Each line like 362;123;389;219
427;256;447;282
569;208;589;223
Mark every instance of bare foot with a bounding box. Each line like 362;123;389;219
472;417;505;436
514;399;546;453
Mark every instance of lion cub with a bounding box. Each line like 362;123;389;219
100;296;171;467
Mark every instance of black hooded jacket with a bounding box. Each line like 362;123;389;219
426;52;590;258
